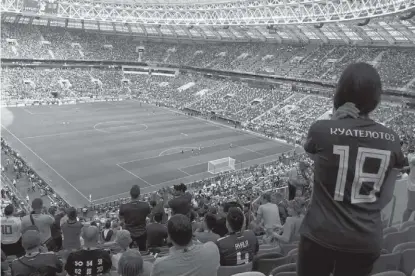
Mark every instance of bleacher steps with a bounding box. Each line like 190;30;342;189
184;84;231;108
252;92;300;122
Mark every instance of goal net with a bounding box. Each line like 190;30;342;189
208;157;236;174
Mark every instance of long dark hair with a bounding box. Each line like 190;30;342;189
333;62;382;115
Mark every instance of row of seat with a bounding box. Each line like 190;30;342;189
231;271;414;276
220;249;415;276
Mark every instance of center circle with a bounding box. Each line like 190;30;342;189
93;121;148;134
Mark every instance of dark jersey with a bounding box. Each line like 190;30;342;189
215;230;259;266
119;200;150;238
168;193;192;216
64;248;112;276
301;118;405;253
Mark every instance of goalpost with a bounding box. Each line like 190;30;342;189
208;157;236;174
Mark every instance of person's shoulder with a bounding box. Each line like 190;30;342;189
203;241;219;252
153;254;172;266
308;119;329;132
94;248;111;257
142;261;153;276
243;229;256;237
39;213;54;222
216;234;231;245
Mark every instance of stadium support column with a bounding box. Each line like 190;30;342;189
353;27;373;46
208;26;222;40
394;25;415;43
194;26;207;39
375;23;396;45
140;24;148;37
331;24;351;45
309;27;328;44
168;25;178;38
155;25;163;37
286;25;308;44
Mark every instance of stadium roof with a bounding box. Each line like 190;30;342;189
2;13;415;46
1;0;415;46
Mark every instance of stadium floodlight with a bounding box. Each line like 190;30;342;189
208;157;236;174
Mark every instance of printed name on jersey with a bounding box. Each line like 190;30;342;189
234;240;249;251
330;128;395;141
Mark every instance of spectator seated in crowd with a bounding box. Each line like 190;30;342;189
151;214;220;276
256;192;282;243
194;213;221;244
271;198;305;244
216;207;259;266
146;212;168;250
11;230;63;276
64;225;112;276
110;229;133;270
118;250;152;276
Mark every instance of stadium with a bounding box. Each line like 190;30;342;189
0;0;415;275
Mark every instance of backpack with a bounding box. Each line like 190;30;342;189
22;214;40;234
17;258;49;276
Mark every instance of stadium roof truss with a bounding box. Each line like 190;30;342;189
1;0;415;45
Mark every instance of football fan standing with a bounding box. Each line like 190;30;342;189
402;148;415;222
119;185;151;251
1;204;25;257
298;63;405;276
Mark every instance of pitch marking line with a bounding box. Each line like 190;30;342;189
235;144;266;156
22;129;95;139
23;108;35;115
92;147;296;203
177;168;191;176
116;164;153;186
1;124;90;203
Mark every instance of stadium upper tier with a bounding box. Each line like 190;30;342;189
1;0;414;26
2;23;415;89
1;14;415;46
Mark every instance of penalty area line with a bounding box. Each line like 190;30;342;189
93;147;296;203
177;168;191;176
116;164;153;187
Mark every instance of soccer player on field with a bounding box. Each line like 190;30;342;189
298;63;405;276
